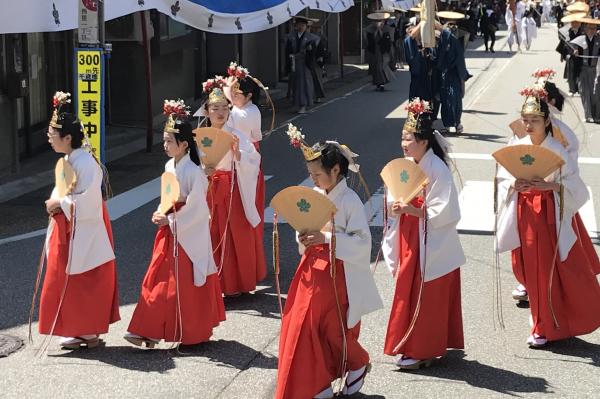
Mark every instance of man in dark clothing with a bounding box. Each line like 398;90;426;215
365;12;395;91
436;22;472;134
557;18;583;95
480;4;499;52
285;16;320;113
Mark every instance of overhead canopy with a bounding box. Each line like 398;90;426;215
0;0;354;35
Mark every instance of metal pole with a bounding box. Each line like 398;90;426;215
340;12;344;80
140;11;154;152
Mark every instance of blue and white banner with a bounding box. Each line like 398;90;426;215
0;0;353;34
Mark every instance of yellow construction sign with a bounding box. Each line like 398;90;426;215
76;49;104;161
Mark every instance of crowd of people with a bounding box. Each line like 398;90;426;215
28;5;600;399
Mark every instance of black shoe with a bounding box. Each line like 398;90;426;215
491;48;495;53
485;48;489;52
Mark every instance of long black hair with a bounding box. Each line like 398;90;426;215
308;142;350;177
412;115;449;166
54;112;84;149
544;81;565;112
173;119;201;166
237;77;261;106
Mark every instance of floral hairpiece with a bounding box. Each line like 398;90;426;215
163;99;190;118
519;85;548;99
53;91;71;109
532;68;556;80
286;123;306;148
202;75;227;93
227;62;249;79
405;98;431;116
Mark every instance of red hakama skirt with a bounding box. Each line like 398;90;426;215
128;215;225;345
384;198;464;360
276;245;369;399
208;170;266;295
511;191;600;341
39;203;120;337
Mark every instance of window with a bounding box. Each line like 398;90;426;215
158;13;192;40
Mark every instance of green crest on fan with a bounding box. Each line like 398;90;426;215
165;183;171;195
297;199;311;213
400;170;409;183
520;154;535;166
201;137;213;147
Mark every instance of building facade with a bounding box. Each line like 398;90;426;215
0;9;357;177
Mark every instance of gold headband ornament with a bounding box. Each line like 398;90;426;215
163;99;190;134
202;76;228;105
285;123;360;171
50;91;71;129
519;85;548;117
404;98;431;133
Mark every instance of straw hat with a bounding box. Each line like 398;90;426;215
437;11;466;20
367;12;392;20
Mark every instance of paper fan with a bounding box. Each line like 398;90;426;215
193;127;235;168
159;172;180;215
54;158;77;197
270;186;337;234
492;145;565;180
509;119;527;139
380;158;429;203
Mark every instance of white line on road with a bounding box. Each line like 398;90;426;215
456;180;598;237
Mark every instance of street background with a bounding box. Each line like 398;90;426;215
1;23;599;398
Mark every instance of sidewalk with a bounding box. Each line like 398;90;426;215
0;63;368;239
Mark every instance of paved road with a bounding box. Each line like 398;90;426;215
1;26;599;398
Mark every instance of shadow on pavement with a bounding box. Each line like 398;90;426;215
50;344;177;373
543;337;600;367
49;338;278;372
223;288;286;321
454;132;506;143
179;339;278;370
463;109;508;116
398;350;551;395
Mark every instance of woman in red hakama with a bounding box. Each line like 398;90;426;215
383;198;464;364
39;203;120;344
201;79;265;296
497;92;600;347
511;192;600;344
276;247;368;399
208;170;266;294
126;107;224;347
276;139;382;398
39;99;119;349
126;206;225;345
382;101;465;369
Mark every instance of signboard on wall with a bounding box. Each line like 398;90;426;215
75;48;105;162
78;0;99;45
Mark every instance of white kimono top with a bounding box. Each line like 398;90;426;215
382;149;466;282
298;179;383;329
496;135;589;261
226;103;263;143
47;148;115;275
216;125;261;228
165;153;217;287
